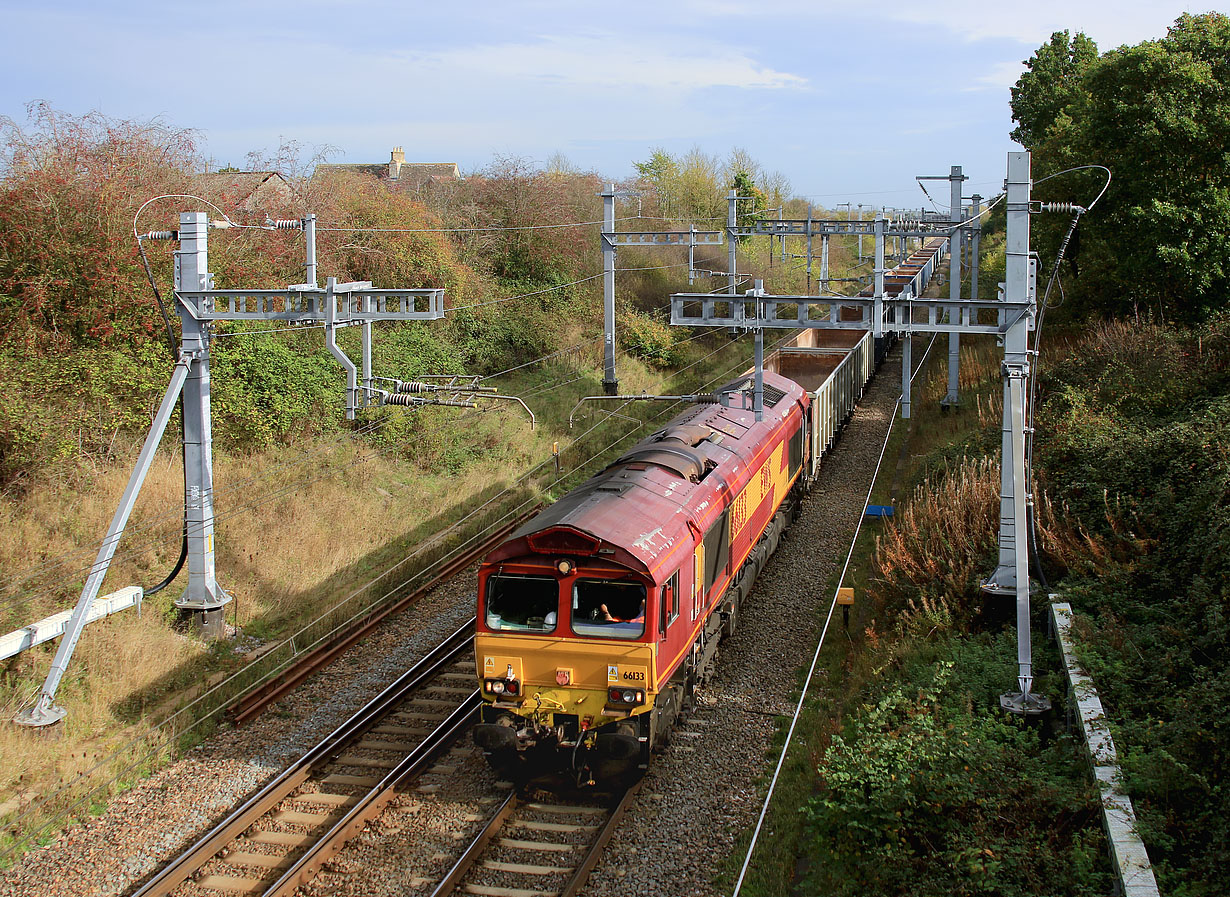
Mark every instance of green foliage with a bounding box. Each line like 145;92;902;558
619;308;679;367
632;145;725;223
1010;31;1099;149
803;644;1108;897
634;149;680;218
1016;13;1230;321
631;145;785;231
0;343;170;490
209;333;344;448
1035;320;1230;893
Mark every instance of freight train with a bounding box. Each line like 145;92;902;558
472;241;944;784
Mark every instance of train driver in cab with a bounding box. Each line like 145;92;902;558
599;598;645;623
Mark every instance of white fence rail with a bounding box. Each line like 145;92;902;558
1;587;143;662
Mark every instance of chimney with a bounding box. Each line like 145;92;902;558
389;146;405;180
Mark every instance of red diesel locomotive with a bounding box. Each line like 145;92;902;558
471;240;943;784
472;366;815;782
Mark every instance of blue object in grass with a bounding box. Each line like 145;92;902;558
864;504;894;518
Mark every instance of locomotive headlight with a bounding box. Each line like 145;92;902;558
485;678;520;698
556;558;575;575
608;687;646;706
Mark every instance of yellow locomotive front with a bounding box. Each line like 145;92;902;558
472;546;665;783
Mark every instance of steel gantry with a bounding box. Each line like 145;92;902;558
15;212;445;727
732;209;960;297
598;183;722;395
668;152;1048;714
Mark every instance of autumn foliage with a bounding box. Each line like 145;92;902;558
0;104;198;348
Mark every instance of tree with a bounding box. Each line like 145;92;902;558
675;146;724;224
1009;30;1098;148
633;148;679;218
0;104;198;348
725;148;768;236
1020;13;1230;322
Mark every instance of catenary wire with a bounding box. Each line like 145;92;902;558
0;410;401;599
1;333;769;859
7;220;780;611
9;255;706;600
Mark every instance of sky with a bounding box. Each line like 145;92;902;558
0;0;1217;210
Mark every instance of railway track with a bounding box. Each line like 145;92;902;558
430;784;640;897
134;622;481;897
233;511;537;726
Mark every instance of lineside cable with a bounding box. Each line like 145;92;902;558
732;333;938;897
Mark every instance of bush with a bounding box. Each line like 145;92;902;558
803;642;1109;897
619;309;679;368
1034;319;1230;893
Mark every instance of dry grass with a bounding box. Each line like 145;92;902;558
0;335;755;856
917;336;1003;406
872;455;1002;613
872;452;1109;624
0;409;544;840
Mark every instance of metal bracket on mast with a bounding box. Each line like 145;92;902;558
373;375;536;428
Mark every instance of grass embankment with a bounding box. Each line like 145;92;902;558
725;234;1116;896
1032;318;1230;895
0;326;754;857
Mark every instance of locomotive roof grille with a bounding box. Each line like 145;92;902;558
718;378;788;407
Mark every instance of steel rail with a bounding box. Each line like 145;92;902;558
132;621;476;897
429;782;641;897
559;782;641;897
232;509;535;725
429;792;518;897
264;691;483;896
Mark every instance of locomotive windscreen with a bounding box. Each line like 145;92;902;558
486;573;558;632
571;579;646;639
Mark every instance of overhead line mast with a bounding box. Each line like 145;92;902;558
598;183;721;395
16;213;446;727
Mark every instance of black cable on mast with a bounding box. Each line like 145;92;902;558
135;233;188;596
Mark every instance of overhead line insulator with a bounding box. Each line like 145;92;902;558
383;393;476;408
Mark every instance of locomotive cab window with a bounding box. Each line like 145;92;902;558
571;579;646;640
485;573;558;633
660;571;680;635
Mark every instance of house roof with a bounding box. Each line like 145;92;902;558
315;161;461;189
193;171;294;212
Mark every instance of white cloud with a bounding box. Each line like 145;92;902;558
403;33;807;92
882;1;1205;48
973;60;1028;91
